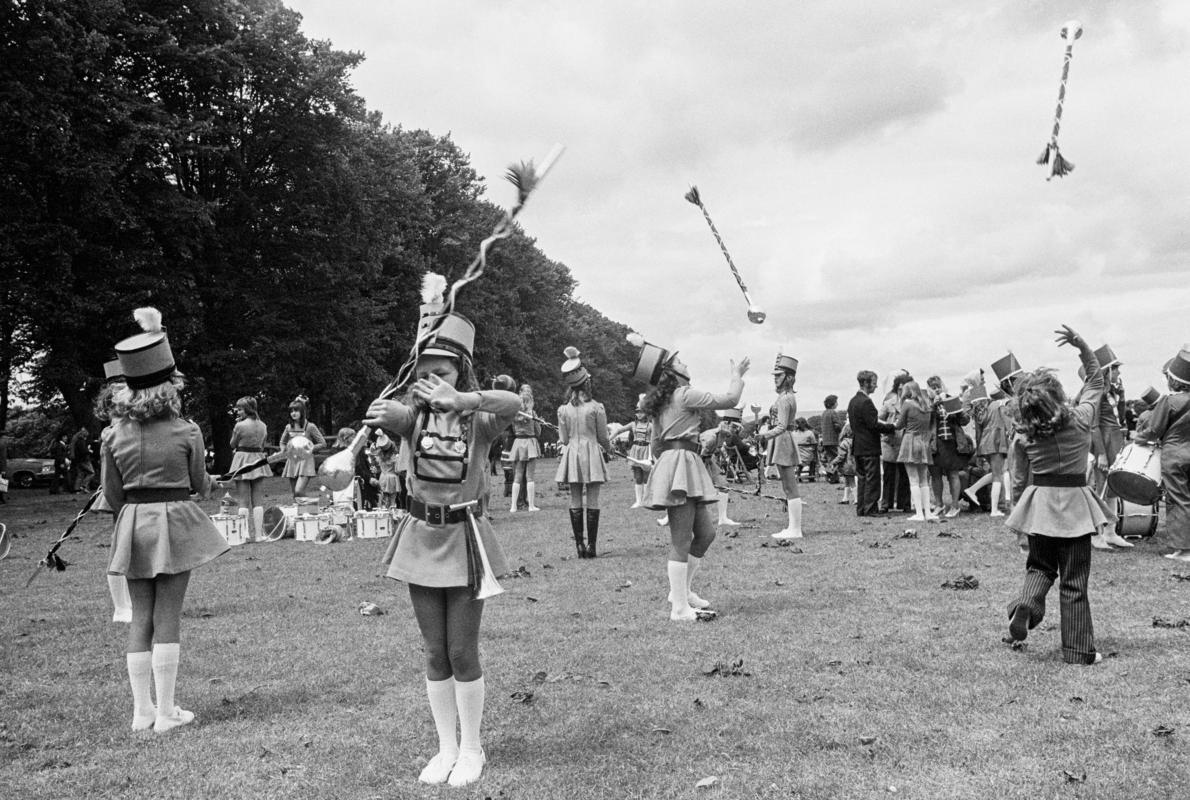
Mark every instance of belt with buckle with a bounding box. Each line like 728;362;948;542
408;498;482;526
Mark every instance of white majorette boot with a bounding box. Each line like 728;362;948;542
989;481;1005;517
526;482;540;512
772;499;804;539
667;561;696;621
685;554;711;609
508;482;520;514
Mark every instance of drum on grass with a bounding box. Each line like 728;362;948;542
211;513;248;546
295;497;320;516
1107;443;1162;505
355;510;392;539
261;505;297;541
295;513;329;542
1116;498;1159;539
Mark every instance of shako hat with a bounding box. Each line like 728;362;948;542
416;273;475;360
1140;385;1161;405
719;407;743;422
560;347;590;388
114;308;176;390
103;357;124;384
491;374;516;392
625;332;688;385
990;352;1023;384
989;387;1007;401
772;354;799;375
1165;346;1190;386
966;384;989;404
1093;344;1121;369
940;395;964;415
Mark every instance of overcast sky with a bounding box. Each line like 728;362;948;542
286;0;1189;413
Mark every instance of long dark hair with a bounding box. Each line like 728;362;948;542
640;371;681;419
288;399;307;429
1014;369;1071;440
566;376;593;406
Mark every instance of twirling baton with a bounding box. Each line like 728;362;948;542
516;411;559;432
317;146;565;492
1037;21;1083;180
25;488;103;587
684;186;765;324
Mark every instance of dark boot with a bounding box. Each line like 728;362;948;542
585;509;600;558
569;508;586;558
503;469;514;497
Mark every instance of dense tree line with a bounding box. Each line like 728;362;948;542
1;0;641;467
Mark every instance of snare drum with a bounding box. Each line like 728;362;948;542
1117;498;1160;539
211;513;249;546
329;503;353;527
1107;443;1162;505
295;513;330;542
295;497;320;516
261;505;297;540
355;510;392;539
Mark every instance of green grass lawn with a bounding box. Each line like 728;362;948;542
2;462;1189;799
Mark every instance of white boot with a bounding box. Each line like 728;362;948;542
667;561;696;621
108;574;132;623
907;485;926;521
838;486;850;504
1102;525;1133;548
922;482;939;521
989;482;1005;517
717;500;739;527
509;483;520;514
1003;471;1013;505
252;506;264;542
1091;532;1114;550
631;484;643;509
686;555;711;609
526;482;540;512
772;499;803;539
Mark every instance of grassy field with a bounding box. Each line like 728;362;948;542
2;461;1190;800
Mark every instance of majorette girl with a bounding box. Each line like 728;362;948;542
628;332;749;622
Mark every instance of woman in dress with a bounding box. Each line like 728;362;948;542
879;372;913;512
228;396;272;540
967;356;1022;517
103;308;228;732
757;355;804;538
555;347;611;558
895;381;937;522
508;384;542;513
372;430;401;508
1003;325;1113;665
630;332;749;621
364;280;519;787
278;397;325;501
930;395;972;518
1134;348;1190;562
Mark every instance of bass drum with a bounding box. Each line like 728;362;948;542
1116;498;1159;539
1107;443;1162;505
261;505;297;541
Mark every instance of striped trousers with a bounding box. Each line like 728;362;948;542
1008;534;1096;664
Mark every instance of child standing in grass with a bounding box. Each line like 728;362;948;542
1003;325;1114;665
364;275;519;787
104;308;227;732
833;423;856;503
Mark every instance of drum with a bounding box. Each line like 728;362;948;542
1107;443;1162;505
295;513;330;542
1117;498;1159;539
355;510;392;539
329;503;353;527
261;505;297;541
295;497;320;516
211;513;248;546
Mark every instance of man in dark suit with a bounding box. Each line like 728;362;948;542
848;370;896;516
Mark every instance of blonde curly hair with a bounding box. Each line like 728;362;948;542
110;377;184;422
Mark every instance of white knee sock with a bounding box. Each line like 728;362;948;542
108;574;132;623
509;483;520;513
455;677;485;756
990;481;1003;515
127;651;154;724
253;506;264;540
526;482;538;510
667;561;695;619
686;555;710;609
789;498;804;535
152;643;180;716
426;677;458;756
632;484;643;507
908;485;924;519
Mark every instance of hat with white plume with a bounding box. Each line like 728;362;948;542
114;307;176;389
625;332;688;385
416;272;475;360
560;346;590;387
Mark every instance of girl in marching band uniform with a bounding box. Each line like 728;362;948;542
968;355;1023;517
372;430;401;508
1135;348;1190;562
96;358;133;622
609;395;654;508
758;355;804;538
1004;326;1113;665
555;348;611;558
364;278;519;788
833;423;857;503
629;333;749;621
103;308;227;732
508;383;542;513
896;380;937;522
279;397;325;500
228;396;271;540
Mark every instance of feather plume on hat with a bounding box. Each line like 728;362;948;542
421;273;447;306
563;346;579;360
133;307;162;333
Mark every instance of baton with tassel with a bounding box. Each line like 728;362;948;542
316;146;565;493
25;488;103;587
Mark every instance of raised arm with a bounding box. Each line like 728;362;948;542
680;357;750;411
1055;325;1102;426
